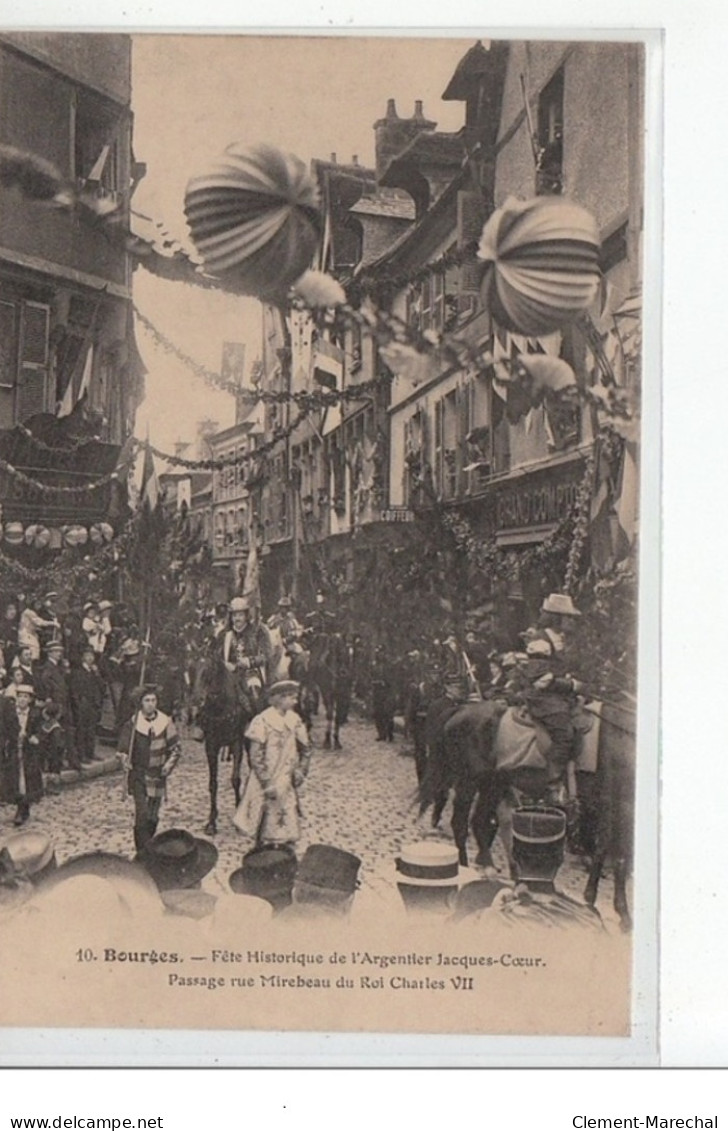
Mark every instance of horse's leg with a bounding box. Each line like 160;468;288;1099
584;848;606;908
471;779;500;868
203;732;219;836
451;782;476;867
613;857;632;931
322;691;333;749
431;791;448;828
333;688;345;751
231;731;246;808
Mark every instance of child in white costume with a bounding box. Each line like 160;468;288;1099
234;681;311;846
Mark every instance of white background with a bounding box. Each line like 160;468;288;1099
1;0;727;1113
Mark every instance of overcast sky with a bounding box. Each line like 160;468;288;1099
130;34;474;451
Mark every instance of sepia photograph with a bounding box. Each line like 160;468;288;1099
0;31;651;1047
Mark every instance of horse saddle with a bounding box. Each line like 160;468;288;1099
493;706;551;772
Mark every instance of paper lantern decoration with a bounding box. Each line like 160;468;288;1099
24;524;51;549
4;522;24;545
478;196;601;337
64;524;88;547
185;143;322;302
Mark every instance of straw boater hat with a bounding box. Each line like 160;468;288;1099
14;685;35;697
268;680;300;699
541;592;582;617
392;841;480;888
0;831;57;883
389;842;481;915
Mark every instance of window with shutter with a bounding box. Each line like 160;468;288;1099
0;302;17;389
16;302;50;422
457;191;487;318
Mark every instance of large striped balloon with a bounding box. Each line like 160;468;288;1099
478;196;601;337
185;143;322;302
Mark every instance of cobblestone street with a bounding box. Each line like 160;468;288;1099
0;710;626;930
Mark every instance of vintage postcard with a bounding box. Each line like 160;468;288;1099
0;31;655;1050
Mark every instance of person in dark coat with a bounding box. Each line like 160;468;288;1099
34;640;75;767
32;699;66;794
70;646;105;765
371;646;395;742
0;686;41;826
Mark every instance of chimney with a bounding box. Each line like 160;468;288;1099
373;96;437;183
330;152;337;164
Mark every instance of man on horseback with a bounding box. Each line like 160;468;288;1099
221;595;273;714
267;596;304;653
511;635;584;791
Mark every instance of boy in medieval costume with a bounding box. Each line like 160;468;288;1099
117;684;181;853
234;680;311;848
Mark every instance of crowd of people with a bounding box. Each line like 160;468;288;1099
0;584;611;933
0;591;144;826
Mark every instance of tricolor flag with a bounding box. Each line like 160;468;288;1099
242;507;261;607
58;341;94;418
139;442;159;512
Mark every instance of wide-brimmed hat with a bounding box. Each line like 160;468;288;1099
0;847;34;913
14;684;35;697
229;596;250;612
525;637;554;658
541;592;582;617
98;600;113;611
0;831;56;882
296;844;361;896
268;679;300;699
34;851;163;917
141;829;218;892
229;844;298;911
392;841;479;888
511;806;566;884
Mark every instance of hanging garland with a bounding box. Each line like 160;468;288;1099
0;520;134;589
147;408;311;469
0;458;117;497
15;422;101;455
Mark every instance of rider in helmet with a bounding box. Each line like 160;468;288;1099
220;596;273;700
267;596;304;654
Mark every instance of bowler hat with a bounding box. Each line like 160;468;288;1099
141;829;218;892
511;806;566;884
296;844;361;895
541;592;582;617
229;844;298;911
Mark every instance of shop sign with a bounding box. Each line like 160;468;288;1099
495;462;583;533
381;507;415;523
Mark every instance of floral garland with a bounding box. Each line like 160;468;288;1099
0;458;117;496
0;521;134;588
15;422;101;455
563;449;596;594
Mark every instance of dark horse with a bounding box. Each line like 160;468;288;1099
419;697;635;931
307;631;352;750
196;654;256;836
